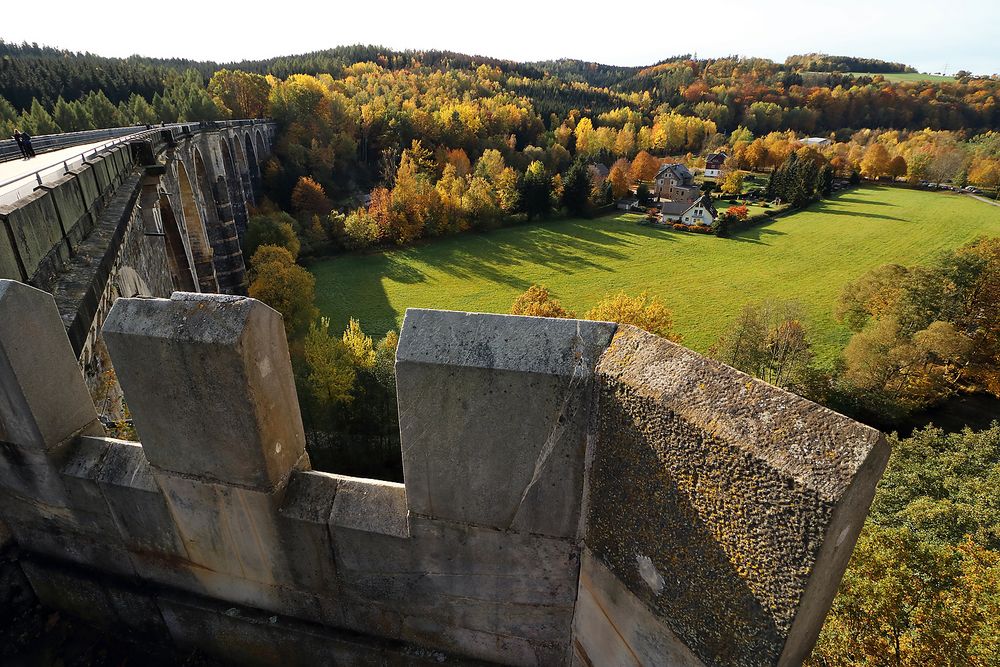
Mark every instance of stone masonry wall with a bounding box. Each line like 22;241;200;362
0;288;889;666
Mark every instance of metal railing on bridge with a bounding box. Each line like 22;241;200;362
0;119;271;207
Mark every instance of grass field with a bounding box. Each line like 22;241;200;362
845;71;955;82
310;187;1000;365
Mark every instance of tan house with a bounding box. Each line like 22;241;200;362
654;163;701;202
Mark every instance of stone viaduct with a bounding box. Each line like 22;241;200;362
0;120;275;399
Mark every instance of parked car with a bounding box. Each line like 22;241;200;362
963;186;982;194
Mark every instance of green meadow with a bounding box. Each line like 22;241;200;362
310;187;1000;365
846;71;955;82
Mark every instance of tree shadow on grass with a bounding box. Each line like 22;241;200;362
811;203;906;221
388;216;673;289
730;222;788;245
314;214;681;334
833;196;895;207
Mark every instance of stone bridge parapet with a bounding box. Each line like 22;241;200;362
0;283;889;666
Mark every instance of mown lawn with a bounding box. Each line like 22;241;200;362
309;187;1000;365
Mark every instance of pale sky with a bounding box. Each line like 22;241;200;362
3;0;998;75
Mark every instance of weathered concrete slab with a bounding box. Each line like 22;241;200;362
331;514;578;664
102;292;308;490
93;437;188;557
572;549;705;667
0;280;101;450
396;308;616;538
22;557;168;638
157;591;486;667
275;470;341;592
330;475;408;538
585;325;890;667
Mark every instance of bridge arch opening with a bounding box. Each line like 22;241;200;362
254;129;266;161
218;137;249;241
157;192;197;292
244;132;260;186
176;160;217;292
231;135;255;208
194;146;246;294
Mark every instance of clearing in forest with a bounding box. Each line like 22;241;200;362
310;186;1000;364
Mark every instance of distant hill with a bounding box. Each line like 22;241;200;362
784;53;917;74
1;40;945;112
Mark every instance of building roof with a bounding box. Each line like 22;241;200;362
706;152;728;165
801;137;832;146
684;194;717;218
655;163;693;183
589;163;609;178
660;200;691;216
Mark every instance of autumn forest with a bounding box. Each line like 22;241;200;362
3;39;1000;666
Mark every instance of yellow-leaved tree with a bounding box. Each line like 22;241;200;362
248;245;317;338
510;285;575;319
585;291;681;341
304;317;356;406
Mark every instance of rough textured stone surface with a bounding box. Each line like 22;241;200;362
585;325;889;667
396;308;616;538
102;292;308;490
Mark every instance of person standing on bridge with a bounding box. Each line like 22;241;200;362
11;130;29;159
19;131;35;158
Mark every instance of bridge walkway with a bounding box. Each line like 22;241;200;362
0;136;142;206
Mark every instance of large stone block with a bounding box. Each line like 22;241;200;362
21;558;167;638
156;592;481;667
154;472;287;583
276;470;340;592
330;474;408;538
395;309;615;538
331;514;578;664
572;549;704;667
69;164;100;208
0;228;20;280
584;325;890;667
0;280;101;451
102;292;308;490
93;437;188;558
0;194;65;279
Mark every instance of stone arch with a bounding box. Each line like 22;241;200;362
244;131;261;188
254;128;266;160
217;137;249;240
193;147;246;294
175;160;218;293
158;192;198;292
230;134;255;208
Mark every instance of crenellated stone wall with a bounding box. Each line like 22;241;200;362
0;284;889;666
